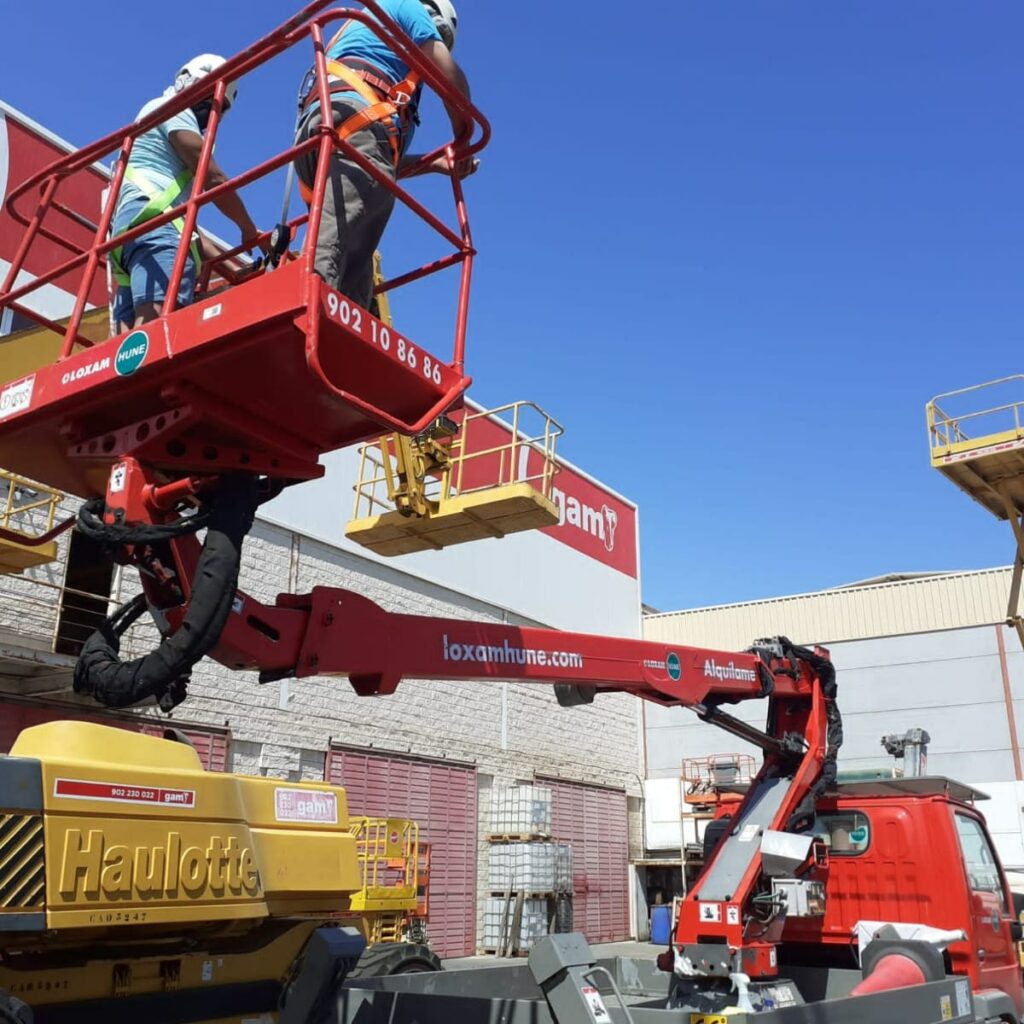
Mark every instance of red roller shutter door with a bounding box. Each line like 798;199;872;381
326;749;477;957
0;699;229;771
541;777;629;943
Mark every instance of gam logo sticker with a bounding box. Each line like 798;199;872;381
115;330;149;377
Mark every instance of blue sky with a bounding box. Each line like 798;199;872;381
4;2;1022;611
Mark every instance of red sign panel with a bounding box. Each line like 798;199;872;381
452;408;639;578
0;105;109;306
54;777;196;808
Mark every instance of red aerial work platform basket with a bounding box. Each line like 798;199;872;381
0;1;489;501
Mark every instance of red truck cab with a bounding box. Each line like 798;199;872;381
780;777;1024;1014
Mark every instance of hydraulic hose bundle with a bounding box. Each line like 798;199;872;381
73;475;260;713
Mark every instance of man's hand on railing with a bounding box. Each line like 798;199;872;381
242;225;272;260
430;154;479;179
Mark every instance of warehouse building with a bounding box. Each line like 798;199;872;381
641;566;1024;881
0;100;645;956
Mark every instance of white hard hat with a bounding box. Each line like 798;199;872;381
421;0;458;49
173;54;239;111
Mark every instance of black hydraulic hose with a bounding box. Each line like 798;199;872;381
73;476;259;712
77;497;211;547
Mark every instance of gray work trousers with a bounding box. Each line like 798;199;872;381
295;98;396;309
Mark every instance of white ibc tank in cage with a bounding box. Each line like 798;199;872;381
482;897;550;950
489;784;552;835
488;842;557;892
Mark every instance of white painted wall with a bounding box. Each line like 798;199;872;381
643;777;683;851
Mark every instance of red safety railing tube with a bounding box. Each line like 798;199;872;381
9;301;71;340
0;176;59;297
162;81;228;318
449;148;474;373
304;21;338;272
62;134;134;356
0;515;76;549
376;251;466;296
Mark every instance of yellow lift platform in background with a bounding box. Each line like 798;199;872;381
347;816;429;945
347;256;563;557
0;470;63;573
346;401;563;557
928;375;1024;646
0;309;107;574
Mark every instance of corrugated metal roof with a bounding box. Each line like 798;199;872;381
643;565;1014;650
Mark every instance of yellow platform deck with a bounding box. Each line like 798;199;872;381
930;426;1024;520
928;377;1024;520
0;538;59;573
928;377;1024;649
346;483;559;557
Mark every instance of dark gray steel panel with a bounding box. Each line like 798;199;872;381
698;775;788;901
0;756;41;811
0;911;45;931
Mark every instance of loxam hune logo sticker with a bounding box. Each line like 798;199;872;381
115;330;149;377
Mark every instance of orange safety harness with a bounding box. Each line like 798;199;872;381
298;19;420;202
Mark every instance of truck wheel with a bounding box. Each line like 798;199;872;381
0;994;31;1024
347;942;442;978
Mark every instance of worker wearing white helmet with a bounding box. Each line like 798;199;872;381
294;0;477;309
111;54;266;331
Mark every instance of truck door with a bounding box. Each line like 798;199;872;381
954;812;1021;999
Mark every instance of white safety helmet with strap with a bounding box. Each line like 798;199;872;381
420;0;458;49
172;54;238;112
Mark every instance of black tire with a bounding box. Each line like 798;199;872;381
0;994;31;1024
347;942;442;979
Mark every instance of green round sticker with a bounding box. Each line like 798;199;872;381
666;652;682;681
115;330;149;377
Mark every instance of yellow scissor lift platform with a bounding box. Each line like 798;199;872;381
928;375;1024;645
0;308;108;573
347;401;563;557
0;470;63;573
348;816;425;945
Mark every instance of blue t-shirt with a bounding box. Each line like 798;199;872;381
114;97;201;231
324;0;442;150
330;0;441;85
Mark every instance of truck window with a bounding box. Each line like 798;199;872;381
812;811;870;855
954;813;1007;907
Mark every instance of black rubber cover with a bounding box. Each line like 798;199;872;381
72;476;258;713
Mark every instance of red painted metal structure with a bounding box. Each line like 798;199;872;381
542;777;630;944
0;1;489;507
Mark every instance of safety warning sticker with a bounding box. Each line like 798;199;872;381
939;994;953;1021
689;1015;728;1024
0;374;34;420
274;788;338;825
698;902;722;923
955;979;971;1017
54;778;196;808
580;986;610;1022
